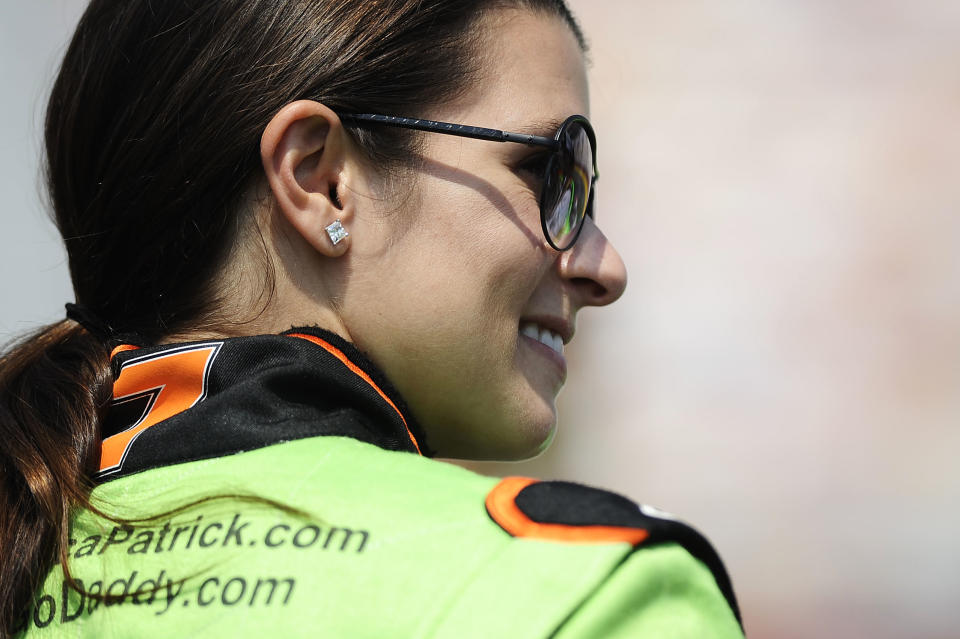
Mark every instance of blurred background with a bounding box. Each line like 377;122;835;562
2;1;959;637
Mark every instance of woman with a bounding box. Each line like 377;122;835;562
1;0;743;636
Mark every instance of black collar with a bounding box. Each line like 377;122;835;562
97;327;431;482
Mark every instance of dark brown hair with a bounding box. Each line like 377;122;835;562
0;0;585;634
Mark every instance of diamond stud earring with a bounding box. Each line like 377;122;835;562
325;219;349;246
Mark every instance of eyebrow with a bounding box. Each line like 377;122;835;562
514;118;565;139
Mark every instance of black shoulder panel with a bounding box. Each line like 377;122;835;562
513;480;743;626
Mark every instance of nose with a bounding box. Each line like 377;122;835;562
557;217;627;307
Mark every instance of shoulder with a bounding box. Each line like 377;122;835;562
93;435;502;525
75;443;742;637
484;476;743;632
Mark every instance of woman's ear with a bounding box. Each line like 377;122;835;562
260;100;353;256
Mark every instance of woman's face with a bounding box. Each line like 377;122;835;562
340;9;627;460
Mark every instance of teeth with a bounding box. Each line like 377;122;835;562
538;326;553;348
520;322;564;356
520;324;540;341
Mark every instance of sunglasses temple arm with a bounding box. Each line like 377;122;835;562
338;113;558;148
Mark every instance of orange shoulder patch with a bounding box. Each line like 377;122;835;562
485;476;650;546
486;477;743;629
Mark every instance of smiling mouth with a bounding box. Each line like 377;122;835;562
519;322;564;356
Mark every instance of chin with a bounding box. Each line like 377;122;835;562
493;385;559;460
468;400;558;461
513;402;559;459
515;422;557;460
428;382;558;460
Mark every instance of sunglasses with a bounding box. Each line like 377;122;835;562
337;113;598;251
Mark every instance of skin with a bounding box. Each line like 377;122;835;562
242;9;627;460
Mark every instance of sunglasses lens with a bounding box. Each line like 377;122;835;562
542;119;594;250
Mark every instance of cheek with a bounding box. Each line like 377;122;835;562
411;172;548;347
408;173;547;327
415;150;545;252
346;163;555;457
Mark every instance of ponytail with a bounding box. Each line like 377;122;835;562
0;322;111;635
